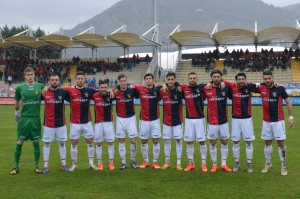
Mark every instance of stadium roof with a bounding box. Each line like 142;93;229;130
38;34;76;48
107;32;160;47
72;33;112;48
5;35;45;49
0;39;13;49
169;26;300;46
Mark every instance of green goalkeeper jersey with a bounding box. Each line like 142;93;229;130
14;82;44;117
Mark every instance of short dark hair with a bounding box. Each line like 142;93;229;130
263;70;273;76
98;80;108;86
118;73;127;80
166;72;176;79
75;71;85;78
210;70;222;77
235;72;246;80
188;72;197;77
144;73;154;80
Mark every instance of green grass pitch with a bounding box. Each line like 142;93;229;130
0;105;299;198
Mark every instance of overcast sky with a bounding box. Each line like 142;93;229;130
0;0;298;34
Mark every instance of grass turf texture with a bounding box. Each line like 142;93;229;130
0;105;299;198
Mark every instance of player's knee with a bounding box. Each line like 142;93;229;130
246;141;252;146
96;142;103;147
142;139;148;144
58;141;65;147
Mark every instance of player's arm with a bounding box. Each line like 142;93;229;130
14;100;20;121
284;97;294;128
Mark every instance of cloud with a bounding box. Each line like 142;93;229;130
0;0;120;33
262;0;299;7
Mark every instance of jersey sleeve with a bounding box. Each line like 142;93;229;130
64;90;70;102
131;84;144;93
14;86;21;101
280;86;289;99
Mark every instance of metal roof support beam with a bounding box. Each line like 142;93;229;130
78;26;95;35
296;20;300;30
142;24;159;42
14;28;33;37
110;25;126;35
47;27;64;36
254;21;258;52
168;25;181;38
210;23;219;47
139;36;161;47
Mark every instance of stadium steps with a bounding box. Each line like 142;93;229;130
291;59;300;83
215;60;224;70
70;65;78;79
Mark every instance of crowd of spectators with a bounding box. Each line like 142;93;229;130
191;47;300;73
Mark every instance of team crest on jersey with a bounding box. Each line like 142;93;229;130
174;95;177;100
58;96;62;100
127;94;131;98
221;91;225;96
107;97;110;102
273;92;277;97
244;89;248;93
85;93;88;97
35;90;39;95
153;91;157;96
196;89;200;93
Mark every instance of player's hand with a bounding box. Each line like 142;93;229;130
288;118;294;128
273;82;281;88
206;83;212;89
14;111;20;121
220;81;226;90
177;86;182;92
109;91;115;98
162;84;168;93
19;100;24;107
42;86;50;97
113;88;119;95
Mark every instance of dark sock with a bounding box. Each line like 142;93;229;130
14;143;23;168
33;142;40;168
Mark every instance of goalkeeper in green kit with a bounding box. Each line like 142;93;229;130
10;67;44;175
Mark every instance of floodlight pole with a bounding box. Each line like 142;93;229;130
254;21;258;52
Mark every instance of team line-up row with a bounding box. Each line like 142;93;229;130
10;67;293;176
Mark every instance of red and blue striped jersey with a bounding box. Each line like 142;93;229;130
43;88;69;128
181;83;205;119
159;88;183;126
132;84;162;121
224;80;258;118
114;87;138;118
203;85;231;125
92;92;114;123
256;85;288;122
65;86;97;124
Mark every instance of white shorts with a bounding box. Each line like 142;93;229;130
261;120;286;140
116;116;138;139
231;118;255;142
42;126;67;142
207;123;230;140
184;118;206;142
70;122;94;140
94;122;115;143
162;124;183;139
139;119;161;139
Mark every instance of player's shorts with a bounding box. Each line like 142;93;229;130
261;120;286;140
70;122;94;140
139;119;161;139
17;116;41;142
94;122;115;143
42;125;67;142
231;118;255;142
116;116;138;139
207;123;230;140
162;124;183;140
184;118;206;142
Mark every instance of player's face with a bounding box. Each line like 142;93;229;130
49;76;60;88
99;83;108;95
144;76;153;86
236;76;246;88
263;75;273;87
119;77;128;90
75;75;85;87
188;74;197;86
166;75;176;87
24;71;35;83
211;73;222;86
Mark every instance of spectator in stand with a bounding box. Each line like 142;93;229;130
8;74;12;86
145;54;150;64
0;70;3;81
132;54;136;67
87;78;91;88
136;54;140;64
128;61;132;72
92;77;96;87
114;79;118;87
295;47;299;62
289;47;293;59
110;78;114;88
284;48;288;57
103;66;107;75
223;67;227;75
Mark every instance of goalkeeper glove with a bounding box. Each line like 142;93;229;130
15;111;20;121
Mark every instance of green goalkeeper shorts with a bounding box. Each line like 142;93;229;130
17;116;41;141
